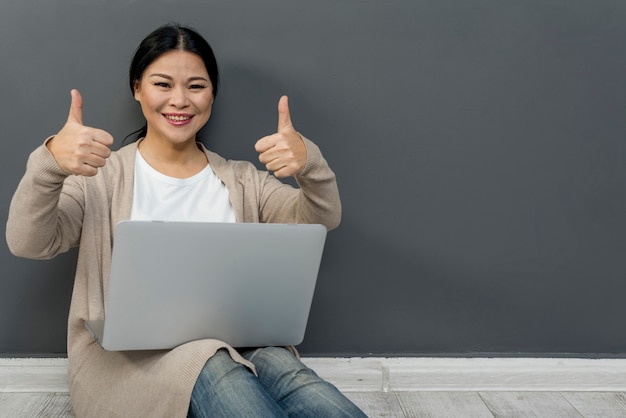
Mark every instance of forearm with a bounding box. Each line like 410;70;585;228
262;137;341;230
6;144;83;259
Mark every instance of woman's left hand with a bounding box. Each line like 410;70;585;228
255;95;307;178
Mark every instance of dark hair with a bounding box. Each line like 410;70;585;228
123;23;219;144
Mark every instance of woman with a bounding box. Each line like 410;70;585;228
6;24;365;417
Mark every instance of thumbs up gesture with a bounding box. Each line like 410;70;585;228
46;89;114;176
255;96;307;178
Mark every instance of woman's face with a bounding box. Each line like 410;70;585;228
134;50;214;146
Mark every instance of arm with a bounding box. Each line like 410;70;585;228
253;96;340;230
6;143;85;259
258;136;341;230
6;90;113;259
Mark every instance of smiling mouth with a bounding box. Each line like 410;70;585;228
164;114;193;122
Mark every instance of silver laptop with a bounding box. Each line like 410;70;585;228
84;220;327;351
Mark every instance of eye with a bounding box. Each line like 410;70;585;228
154;82;171;88
189;84;207;90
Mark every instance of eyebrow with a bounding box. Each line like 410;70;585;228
148;73;209;82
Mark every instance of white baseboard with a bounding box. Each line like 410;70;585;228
2;357;626;393
304;357;626;392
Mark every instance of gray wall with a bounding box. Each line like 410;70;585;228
2;0;626;357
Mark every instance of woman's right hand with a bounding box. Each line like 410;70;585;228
46;89;114;176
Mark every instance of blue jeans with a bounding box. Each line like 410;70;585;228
187;347;367;417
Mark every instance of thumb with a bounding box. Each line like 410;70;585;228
68;89;83;125
277;95;292;132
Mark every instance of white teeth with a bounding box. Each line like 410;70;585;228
166;115;191;121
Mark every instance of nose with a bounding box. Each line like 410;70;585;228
169;86;189;108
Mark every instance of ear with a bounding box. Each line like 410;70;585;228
133;80;141;101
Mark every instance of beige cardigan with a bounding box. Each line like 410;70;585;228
6;137;341;418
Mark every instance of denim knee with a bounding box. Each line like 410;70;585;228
244;347;308;374
189;349;289;418
243;347;323;390
241;347;367;418
243;346;301;368
199;349;241;383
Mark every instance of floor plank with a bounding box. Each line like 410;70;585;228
0;392;74;418
479;392;584;418
395;392;495;418
37;393;74;418
562;392;626;418
344;392;405;417
0;392;46;416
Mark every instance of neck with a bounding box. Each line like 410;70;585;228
137;137;208;178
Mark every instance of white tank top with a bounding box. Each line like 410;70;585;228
130;150;237;223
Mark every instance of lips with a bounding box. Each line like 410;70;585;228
163;114;193;126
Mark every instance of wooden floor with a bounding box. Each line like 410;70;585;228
3;357;626;417
2;391;626;417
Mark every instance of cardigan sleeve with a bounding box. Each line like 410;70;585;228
257;136;342;230
6;142;85;259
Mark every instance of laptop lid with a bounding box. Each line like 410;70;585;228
85;220;327;351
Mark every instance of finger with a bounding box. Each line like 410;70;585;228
269;161;299;179
67;141;111;176
91;128;115;147
256;133;290;163
82;151;110;169
258;149;280;165
62;153;104;177
75;165;99;177
68;89;84;125
261;154;283;173
272;167;291;179
259;145;299;174
254;134;276;154
277;95;292;132
88;140;113;160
